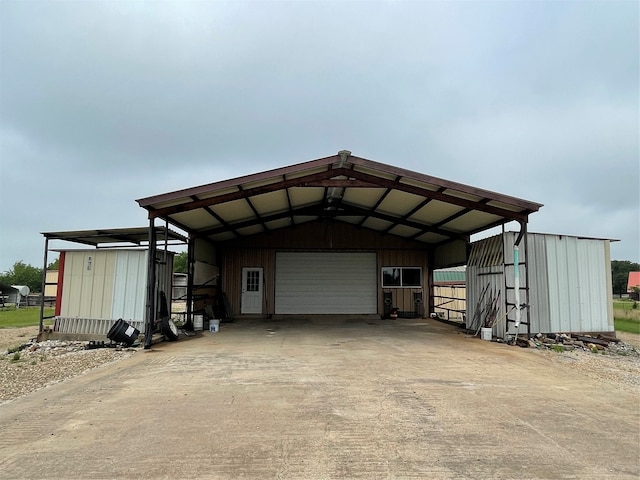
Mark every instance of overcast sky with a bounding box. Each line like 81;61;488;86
1;0;638;272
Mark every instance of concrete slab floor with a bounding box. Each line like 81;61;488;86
0;317;638;479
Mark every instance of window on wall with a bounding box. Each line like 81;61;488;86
381;267;422;288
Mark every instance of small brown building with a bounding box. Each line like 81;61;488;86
136;151;542;327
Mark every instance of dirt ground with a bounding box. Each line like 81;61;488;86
0;318;638;479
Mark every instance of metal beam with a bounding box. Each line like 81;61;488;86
345;169;530;222
148;168;349;218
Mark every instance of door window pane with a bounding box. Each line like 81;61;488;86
246;270;260;291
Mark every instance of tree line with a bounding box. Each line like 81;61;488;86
1;256;638;296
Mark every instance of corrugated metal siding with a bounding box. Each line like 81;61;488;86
222;220;428;250
466;264;505;333
468;233;613;336
378;249;428;316
544;235;611;332
219;221;432;317
111;250;147;321
60;250;116;319
468;235;503;267
54;316;145;335
467;235;505;333
522;233;550;334
275;252;377;314
433;268;466;284
222;249;275;316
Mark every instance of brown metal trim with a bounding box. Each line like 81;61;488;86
147;168;349;218
339;203;468;241
382;193;441;234
136;155;340;207
344;169;531;221
304;179;381;188
239;186;269;233
357;177;397;228
348;155;543;212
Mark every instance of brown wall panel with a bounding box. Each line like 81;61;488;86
219;220;431;317
222;220;427;250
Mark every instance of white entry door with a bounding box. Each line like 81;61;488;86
241;267;263;314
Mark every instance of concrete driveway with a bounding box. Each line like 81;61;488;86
0;317;638;479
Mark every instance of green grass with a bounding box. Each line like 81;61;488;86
0;307;54;328
613;299;638;311
615;317;640;335
613;299;640;321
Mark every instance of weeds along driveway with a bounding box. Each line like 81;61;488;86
0;317;638;480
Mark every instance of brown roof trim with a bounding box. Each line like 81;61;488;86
137;154;340;207
348;155;543;212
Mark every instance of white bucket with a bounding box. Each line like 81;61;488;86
209;319;220;333
480;327;492;341
193;314;204;331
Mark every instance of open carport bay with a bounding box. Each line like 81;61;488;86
0;318;638;479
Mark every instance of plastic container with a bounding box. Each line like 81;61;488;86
193;314;204;331
107;318;140;346
209;319;220;333
480;327;492;341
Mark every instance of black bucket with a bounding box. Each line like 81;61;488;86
107;318;140;346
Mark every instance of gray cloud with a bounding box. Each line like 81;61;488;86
1;0;638;270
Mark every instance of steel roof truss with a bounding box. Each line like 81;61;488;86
345;169;529;221
337;203;467;241
148;168;352;218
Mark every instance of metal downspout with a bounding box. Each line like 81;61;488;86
512;220;527;335
523;223;531;338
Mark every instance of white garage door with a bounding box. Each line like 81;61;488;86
275;252;377;314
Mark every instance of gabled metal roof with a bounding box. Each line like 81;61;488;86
136;151;543;246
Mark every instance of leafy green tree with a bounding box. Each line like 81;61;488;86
47;257;59;270
611;260;640;295
0;261;43;293
174;251;188;273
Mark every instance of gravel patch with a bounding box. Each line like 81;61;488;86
0;327;136;404
536;346;640;392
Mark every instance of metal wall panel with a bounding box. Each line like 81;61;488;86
222;220;429;251
544;235;611;333
54;316;145;335
111;250;148;322
60;250;116;319
378;249;428;316
469;233;613;337
222;248;275;316
219;220;432;317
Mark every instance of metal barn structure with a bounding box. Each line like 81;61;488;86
467;231;615;339
136;151;543;347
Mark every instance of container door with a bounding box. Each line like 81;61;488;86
241;267;263;314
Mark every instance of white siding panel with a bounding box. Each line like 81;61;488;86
60;251;116;319
112;251;148;322
275;252;377;314
469;233;613;336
